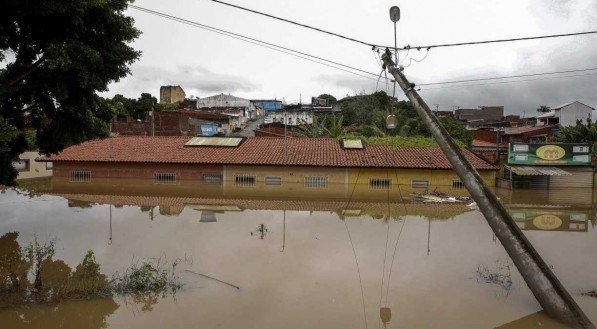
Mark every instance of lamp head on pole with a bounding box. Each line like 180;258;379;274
389;6;400;22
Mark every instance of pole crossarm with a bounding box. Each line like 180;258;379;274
380;49;594;329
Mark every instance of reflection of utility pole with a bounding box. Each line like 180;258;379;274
108;204;112;245
427;217;431;255
284;107;288;163
280;210;286;252
380;48;593;327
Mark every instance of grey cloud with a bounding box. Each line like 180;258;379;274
106;65;258;98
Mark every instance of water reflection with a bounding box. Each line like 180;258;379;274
0;298;119;329
2;177;595;328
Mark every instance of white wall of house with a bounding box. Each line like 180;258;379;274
196;93;250;108
14;151;53;180
556;101;593;127
267;111;313;126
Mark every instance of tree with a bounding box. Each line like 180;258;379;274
317;94;337;105
0;0;140;185
537;105;551;113
555;119;597;152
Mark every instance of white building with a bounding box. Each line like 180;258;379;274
266;109;313;126
536;101;594;127
196;93;250;108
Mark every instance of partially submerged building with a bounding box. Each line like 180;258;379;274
38;136;497;197
501;143;593;190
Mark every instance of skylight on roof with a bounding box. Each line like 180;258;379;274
185;137;243;147
341;139;364;149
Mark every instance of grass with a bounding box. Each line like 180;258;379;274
363;136;467;148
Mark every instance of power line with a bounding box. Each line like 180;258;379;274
129;5;597;91
129;5;385;82
207;0;597;51
207;0;389;48
420;71;597;91
418;67;597;86
411;30;597;50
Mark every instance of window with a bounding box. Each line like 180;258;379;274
70;170;91;182
305;176;328;188
513;144;529;152
411;180;429;189
573;155;589;163
265;177;282;185
369;178;391;190
203;173;222;184
235;175;255;186
46;162;53;170
13;159;30;172
514;154;528;161
573;146;590;153
154;172;176;185
452;179;465;190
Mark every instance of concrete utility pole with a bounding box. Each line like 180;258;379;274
380;49;594;328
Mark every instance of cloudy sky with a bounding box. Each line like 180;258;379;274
106;0;597;115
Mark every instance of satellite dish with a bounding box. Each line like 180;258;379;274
386;115;397;129
389;6;400;22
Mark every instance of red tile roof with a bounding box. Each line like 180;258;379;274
472;139;497;147
39;136;496;170
502;125;557;136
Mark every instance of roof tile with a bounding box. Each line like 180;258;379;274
39;136;496;170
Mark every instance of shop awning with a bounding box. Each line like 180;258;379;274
506;166;571;176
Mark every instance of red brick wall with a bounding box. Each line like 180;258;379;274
53;162;223;181
472;129;498;143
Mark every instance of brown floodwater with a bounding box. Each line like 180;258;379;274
0;178;596;328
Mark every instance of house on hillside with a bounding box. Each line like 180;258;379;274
250;99;283;112
265;104;313;125
455;106;504;126
500;125;559;144
160;85;186;104
536;101;594;127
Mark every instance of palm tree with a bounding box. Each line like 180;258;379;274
537;105;551;113
323;115;348;138
293;115;327;137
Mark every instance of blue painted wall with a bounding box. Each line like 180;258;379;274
253;100;283;112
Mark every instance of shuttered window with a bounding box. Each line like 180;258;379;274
235;175;255;186
452;180;465;190
154;172;177;185
305;177;327;188
369;178;391;190
411;180;429;188
70;170;91;182
265;177;282;185
203;173;222;184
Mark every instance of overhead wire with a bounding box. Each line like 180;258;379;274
207;0;597;51
129;4;387;82
129;5;597;92
419;71;597;91
413;30;597;50
418;67;597;86
207;0;390;48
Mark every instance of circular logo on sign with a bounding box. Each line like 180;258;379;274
533;214;563;230
536;145;566;160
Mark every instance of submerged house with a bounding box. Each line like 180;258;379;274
502;143;593;192
38;136;497;197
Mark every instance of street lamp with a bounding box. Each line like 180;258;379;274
389;6;400;99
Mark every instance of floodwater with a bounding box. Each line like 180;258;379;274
1;178;596;329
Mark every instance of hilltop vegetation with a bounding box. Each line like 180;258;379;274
294;91;472;147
